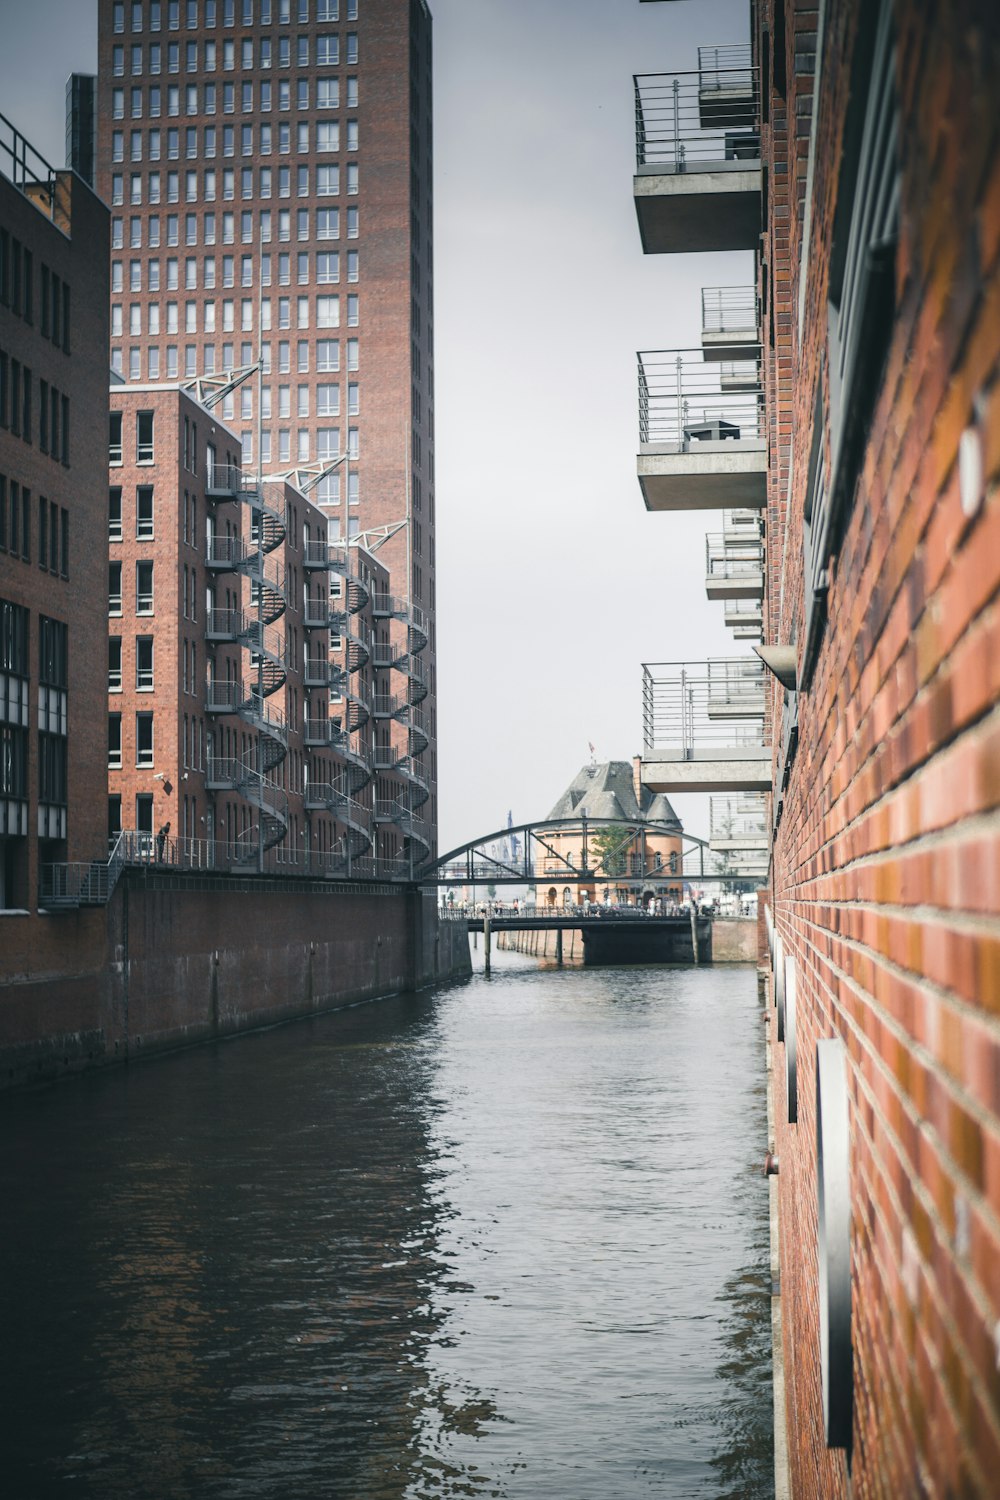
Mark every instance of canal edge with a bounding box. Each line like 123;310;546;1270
764;978;792;1500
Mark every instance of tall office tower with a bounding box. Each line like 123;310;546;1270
95;0;437;860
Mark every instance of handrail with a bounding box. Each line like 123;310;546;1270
638;348;763;446
634;54;760;171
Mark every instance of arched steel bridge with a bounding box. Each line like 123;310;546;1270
415;816;757;887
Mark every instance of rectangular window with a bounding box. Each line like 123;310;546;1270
109;637;123;692
136;410;154;461
136;485;154;538
136;711;154;767
136;560;154;614
108;713;123;769
136;637;154;691
109;561;123;616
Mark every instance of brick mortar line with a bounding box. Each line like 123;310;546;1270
805;947;1000;1243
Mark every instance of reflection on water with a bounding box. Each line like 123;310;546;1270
0;951;772;1499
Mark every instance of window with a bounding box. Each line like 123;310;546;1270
137;411;154;462
108;713;123;769
346;32;357;63
136;485;154;538
347;250;358;283
136;637;154;691
317;165;339;196
109;561;123;616
347;293;359;326
317;122;339;152
109;487;123;540
136;712;154;767
346;163;358;195
317;383;339;416
346;120;358;151
317;78;338;109
316;35;339;65
317;338;339;371
136;561;154;614
110;412;123;463
109;637;123;692
317;295;339;327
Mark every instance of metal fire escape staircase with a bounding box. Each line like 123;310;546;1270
205;469;290;859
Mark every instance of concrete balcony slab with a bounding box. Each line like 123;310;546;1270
706;571;765;601
638;441;767;510
702;327;761;361
634;164;761;254
641;753;772;793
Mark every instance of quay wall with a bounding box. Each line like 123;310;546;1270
709;918;758;964
0;875;471;1089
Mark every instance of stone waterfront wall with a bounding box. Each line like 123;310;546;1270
758;1;1000;1494
710;918;758;964
0;875;470;1089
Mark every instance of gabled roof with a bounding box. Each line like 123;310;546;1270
545;761;682;832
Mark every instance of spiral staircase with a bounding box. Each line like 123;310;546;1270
204;471;291;862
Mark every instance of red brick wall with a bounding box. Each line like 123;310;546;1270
0;876;469;1088
761;1;1000;1493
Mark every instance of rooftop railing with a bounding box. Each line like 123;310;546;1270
642;659;768;755
0;111;58;211
701;285;759;336
638;349;763;447
634;49;760;171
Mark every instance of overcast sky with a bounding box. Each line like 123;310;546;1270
0;0;749;856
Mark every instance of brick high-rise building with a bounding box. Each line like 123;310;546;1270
0;114;109;928
94;0;436;863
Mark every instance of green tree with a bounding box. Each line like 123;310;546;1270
591;824;635;878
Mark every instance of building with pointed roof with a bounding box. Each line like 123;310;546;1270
534;758;683;908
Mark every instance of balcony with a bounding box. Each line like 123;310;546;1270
709;794;769;855
701;286;761;360
640;659;771;792
633;48;761;254
637;349;767;510
724;598;763;639
705;532;765;600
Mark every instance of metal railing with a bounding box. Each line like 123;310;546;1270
701;285;759;336
710;794;768;840
642;659;768;754
0;111;58;210
706;533;765;580
638;349;763;446
634;50;760;171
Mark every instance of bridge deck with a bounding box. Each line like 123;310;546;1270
464;914;703;933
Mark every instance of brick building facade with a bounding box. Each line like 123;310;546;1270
633;0;1000;1491
0;116;109;920
93;0;436;861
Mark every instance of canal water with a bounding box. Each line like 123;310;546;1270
0;951;773;1499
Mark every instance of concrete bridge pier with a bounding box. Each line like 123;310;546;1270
484;914;491;975
556;929;563;967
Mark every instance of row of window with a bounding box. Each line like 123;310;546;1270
113;251;359;298
114;75;355;120
114;292;357;336
227;381;360;420
0;235;73;353
108;711;156;768
112;1;356;34
111;120;359;162
113;205;357;253
111;32;357;75
108;636;156;693
111;161;358;205
0;726;66;806
108;485;156;540
0;605;67;686
109;561;155;616
0;355;71;466
0;478;69;578
109;409;156;464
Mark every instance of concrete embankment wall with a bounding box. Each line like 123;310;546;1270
711;918;758;963
496;929;583;961
1;875;470;1089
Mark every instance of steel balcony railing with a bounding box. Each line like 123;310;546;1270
302;539;330;570
701;285;759;336
706;533;765;579
638;349;763;447
205;462;248;500
710;794;768;841
642;659;768;755
372;591;409;620
635;49;760;171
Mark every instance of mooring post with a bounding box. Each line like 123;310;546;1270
484;914;491;974
556;928;563;967
690;905;700;964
